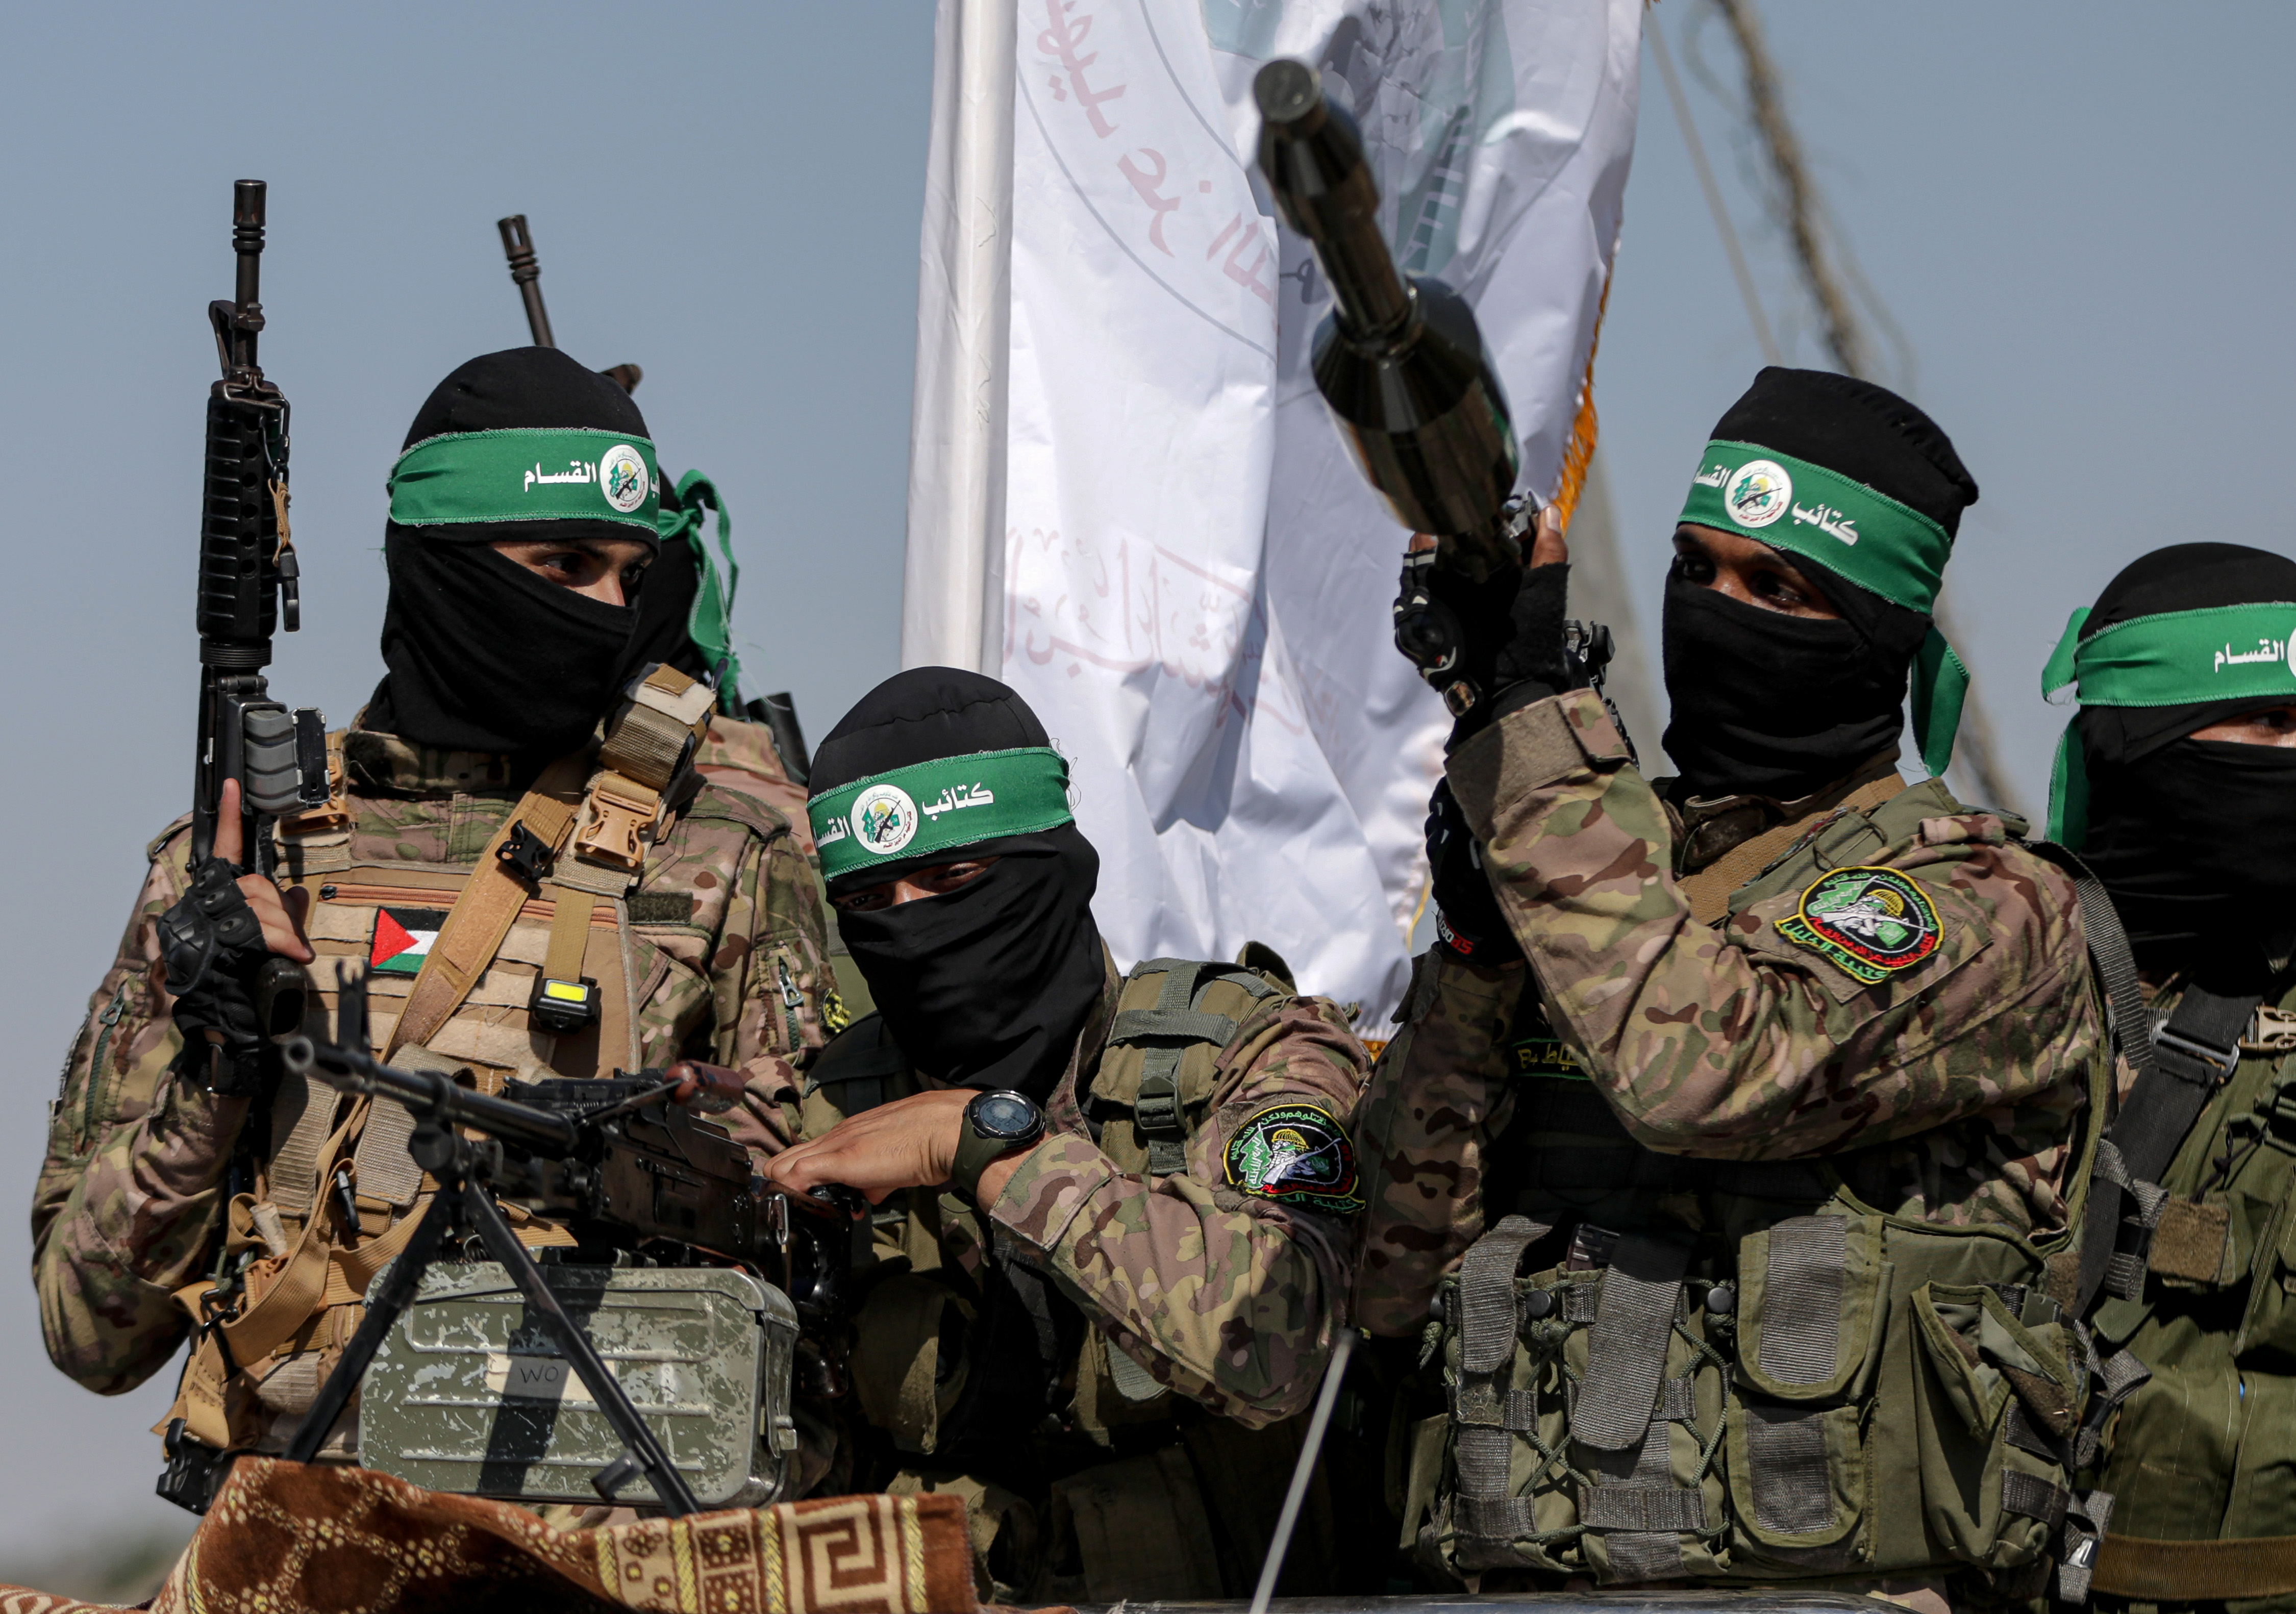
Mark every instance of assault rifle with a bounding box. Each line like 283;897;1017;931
193;180;329;1019
277;976;859;1513
1253;63;1622;728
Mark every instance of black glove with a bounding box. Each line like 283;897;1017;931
156;856;273;1098
1426;781;1522;965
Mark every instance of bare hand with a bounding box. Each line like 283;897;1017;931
214;777;314;963
1527;502;1568;567
758;1089;977;1206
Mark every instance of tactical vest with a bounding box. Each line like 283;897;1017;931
2083;980;2296;1606
1414;780;2116;1599
807;955;1341;1602
160;667;729;1467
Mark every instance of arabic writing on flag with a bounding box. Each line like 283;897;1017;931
907;0;1641;1023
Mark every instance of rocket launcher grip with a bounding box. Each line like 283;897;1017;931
1253;60;1524;584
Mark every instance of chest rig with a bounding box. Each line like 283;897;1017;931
1418;781;2119;1600
2083;981;2296;1603
808;957;1287;1455
158;666;717;1474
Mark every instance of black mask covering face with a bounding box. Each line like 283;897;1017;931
2072;543;2296;965
814;668;1106;1103
836;827;1105;1102
2081;736;2296;956
1660;570;1913;800
367;529;636;758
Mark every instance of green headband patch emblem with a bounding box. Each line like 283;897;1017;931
1776;866;1943;985
388;426;662;534
807;746;1075;882
1679;439;1952;614
2041;600;2296;843
1223;1103;1364;1213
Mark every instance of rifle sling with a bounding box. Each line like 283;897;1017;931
385;753;590;1059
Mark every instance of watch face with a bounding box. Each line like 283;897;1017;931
972;1092;1040;1141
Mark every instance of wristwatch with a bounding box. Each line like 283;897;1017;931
951;1089;1046;1196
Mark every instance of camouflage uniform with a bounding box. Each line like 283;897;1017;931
32;722;832;1459
787;955;1368;1603
1358;690;2111;1602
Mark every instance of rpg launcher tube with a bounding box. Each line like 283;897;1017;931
1253;60;1524;581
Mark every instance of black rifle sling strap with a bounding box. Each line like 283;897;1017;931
2040;843;2262;1311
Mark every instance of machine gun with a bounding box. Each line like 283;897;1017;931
1253;63;1620;726
277;977;859;1513
193;180;329;1019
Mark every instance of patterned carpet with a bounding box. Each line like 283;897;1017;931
0;1458;980;1614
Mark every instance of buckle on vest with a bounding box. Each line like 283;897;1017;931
574;776;658;870
2153;1022;2242;1083
497;821;556;884
530;975;601;1035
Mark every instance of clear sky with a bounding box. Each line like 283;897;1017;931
2;0;2291;1564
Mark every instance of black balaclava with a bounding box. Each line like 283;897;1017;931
366;347;654;759
2074;543;2296;960
1663;367;1977;800
618;478;710;685
810;669;1105;1102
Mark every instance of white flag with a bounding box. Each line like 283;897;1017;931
905;0;1640;1023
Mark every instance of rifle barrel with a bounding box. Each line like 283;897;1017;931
497;214;556;348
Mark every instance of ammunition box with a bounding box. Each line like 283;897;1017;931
357;1260;799;1508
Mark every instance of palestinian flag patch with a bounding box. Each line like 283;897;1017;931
369;907;448;976
1224;1103;1364;1214
1776;866;1941;986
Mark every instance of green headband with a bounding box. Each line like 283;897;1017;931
1678;438;1969;776
388;427;661;534
661;470;744;713
2041;601;2296;843
807;747;1075;882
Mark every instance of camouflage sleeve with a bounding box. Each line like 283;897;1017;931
1352;947;1523;1338
31;829;246;1394
988;994;1368;1428
708;821;833;1161
1448;688;2095;1161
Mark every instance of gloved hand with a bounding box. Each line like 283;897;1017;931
1426;781;1522;965
1396;504;1581;743
156;854;276;1098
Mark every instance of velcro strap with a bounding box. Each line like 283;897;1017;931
1743;1396;1836;1537
1135;1050;1187;1176
1658;1376;1697;1423
1452;1385;1540;1431
1454;1425;1513;1504
1757;1216;1847;1386
1580;1485;1709;1533
1453;1493;1534;1540
2057;1489;2116;1606
1109;1007;1241;1045
542;887;595;985
265;1068;335;1219
2003;1469;2070;1532
600;665;712;790
1570;1233;1689;1451
348;1087;423;1208
2091;1530;2296;1602
1459;1215;1555;1374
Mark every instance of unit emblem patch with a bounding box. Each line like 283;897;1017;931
598;442;650;514
369;906;448;976
1776;866;1941;985
849;784;918;858
1224;1103;1364;1213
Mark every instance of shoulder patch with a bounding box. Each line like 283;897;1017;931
1224;1102;1364;1214
1775;865;1942;985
